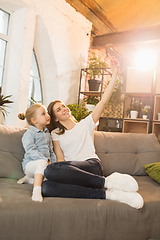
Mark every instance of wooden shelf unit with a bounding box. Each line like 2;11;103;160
152;122;160;142
79;91;102;96
152;69;160;140
122;67;154;133
155;68;160;94
153;95;160;121
123;119;149;134
78;68;112;104
78;67;160;136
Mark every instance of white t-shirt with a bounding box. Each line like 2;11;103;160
51;114;99;161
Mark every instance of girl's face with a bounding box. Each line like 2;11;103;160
52;102;71;122
33;106;50;128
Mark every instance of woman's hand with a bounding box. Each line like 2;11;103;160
109;55;120;75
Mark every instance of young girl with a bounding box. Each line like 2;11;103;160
42;57;144;209
18;103;56;202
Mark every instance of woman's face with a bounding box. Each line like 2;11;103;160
52;101;71;122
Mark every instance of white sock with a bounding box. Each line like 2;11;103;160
32;186;43;202
17;175;34;184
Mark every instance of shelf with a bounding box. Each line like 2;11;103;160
123;119;149;134
125;93;152;98
153;96;160;121
152;122;160;142
155;68;160;94
123;118;149;121
99;117;122;132
124;94;152;119
82;68;112;76
80;91;102;96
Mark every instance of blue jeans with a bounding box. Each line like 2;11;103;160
42;158;106;199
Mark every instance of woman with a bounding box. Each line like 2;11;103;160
42;57;144;209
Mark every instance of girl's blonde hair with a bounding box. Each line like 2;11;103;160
18;103;42;126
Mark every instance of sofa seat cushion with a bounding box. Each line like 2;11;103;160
135;176;160;240
0;176;160;240
94;131;160;176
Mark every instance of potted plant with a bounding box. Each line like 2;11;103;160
67;102;90;122
126;100;140;118
85;96;99;112
142;107;149;119
0;87;13;123
87;53;108;91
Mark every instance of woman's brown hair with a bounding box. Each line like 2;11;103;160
47;100;67;134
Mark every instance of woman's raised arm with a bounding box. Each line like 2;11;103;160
92;57;119;124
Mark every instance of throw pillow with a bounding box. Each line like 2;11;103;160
143;162;160;184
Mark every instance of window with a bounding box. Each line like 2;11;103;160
0;39;7;86
0;8;10;87
0;9;10;35
28;50;43;106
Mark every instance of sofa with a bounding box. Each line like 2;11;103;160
0;124;160;240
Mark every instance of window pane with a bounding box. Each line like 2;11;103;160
28;76;34;100
0;9;10;35
0;66;4;87
29;77;43;102
28;51;43;105
0;38;7;66
30;53;39;78
0;39;7;87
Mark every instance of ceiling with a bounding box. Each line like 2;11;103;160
95;0;160;31
94;0;160;67
66;0;160;67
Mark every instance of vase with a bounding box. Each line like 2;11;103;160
130;110;138;118
143;115;147;119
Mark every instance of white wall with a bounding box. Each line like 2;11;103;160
1;0;92;126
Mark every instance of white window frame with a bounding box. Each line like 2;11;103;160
0;5;12;89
